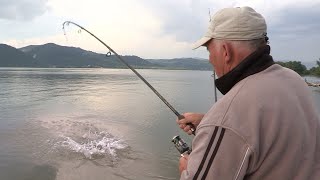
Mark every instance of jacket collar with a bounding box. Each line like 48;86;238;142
215;45;274;95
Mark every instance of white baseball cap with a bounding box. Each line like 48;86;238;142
193;6;267;49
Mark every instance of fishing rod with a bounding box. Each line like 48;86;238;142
212;71;218;102
62;21;195;134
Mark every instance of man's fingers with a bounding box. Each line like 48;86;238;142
177;117;189;125
183;125;191;132
178;118;192;125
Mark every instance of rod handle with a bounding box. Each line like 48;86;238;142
178;115;196;135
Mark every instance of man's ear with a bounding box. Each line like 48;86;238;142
222;42;232;64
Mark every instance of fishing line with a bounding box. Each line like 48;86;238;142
62;21;195;134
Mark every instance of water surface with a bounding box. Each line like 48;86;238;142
0;68;319;180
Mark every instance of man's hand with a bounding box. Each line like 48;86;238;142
177;113;204;135
179;154;189;175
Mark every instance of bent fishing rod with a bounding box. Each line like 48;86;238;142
62;21;195;134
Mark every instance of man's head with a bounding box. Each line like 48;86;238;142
194;7;268;77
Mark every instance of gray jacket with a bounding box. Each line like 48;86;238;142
181;64;320;180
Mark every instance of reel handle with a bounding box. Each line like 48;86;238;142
178;115;196;135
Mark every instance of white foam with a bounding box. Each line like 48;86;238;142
57;131;128;159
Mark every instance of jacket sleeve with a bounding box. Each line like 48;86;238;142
180;125;252;180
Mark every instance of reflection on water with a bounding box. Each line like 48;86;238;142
0;68;319;180
0;68;215;180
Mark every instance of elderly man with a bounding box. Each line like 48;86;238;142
177;7;320;180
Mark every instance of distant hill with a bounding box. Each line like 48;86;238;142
0;44;38;67
276;59;316;70
147;58;211;70
19;43;156;68
0;43;212;70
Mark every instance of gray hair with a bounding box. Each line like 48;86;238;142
214;38;267;51
228;39;267;51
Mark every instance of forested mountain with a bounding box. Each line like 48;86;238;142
1;43;211;70
0;44;38;67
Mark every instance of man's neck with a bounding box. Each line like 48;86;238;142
230;48;256;70
215;45;274;95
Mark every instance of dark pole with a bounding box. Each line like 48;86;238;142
212;70;218;102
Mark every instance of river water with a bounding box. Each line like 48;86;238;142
0;68;319;180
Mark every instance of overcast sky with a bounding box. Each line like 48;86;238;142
0;0;319;65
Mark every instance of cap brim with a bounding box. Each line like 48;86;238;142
192;37;212;50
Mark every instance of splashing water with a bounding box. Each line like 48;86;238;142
57;131;128;159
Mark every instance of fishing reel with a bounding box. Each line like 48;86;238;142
171;135;191;155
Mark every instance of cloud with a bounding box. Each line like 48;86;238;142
1;0;320;61
259;2;320;62
0;0;49;21
138;0;320;42
268;4;320;39
142;0;320;61
138;0;235;43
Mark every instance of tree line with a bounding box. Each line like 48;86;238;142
276;59;320;77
